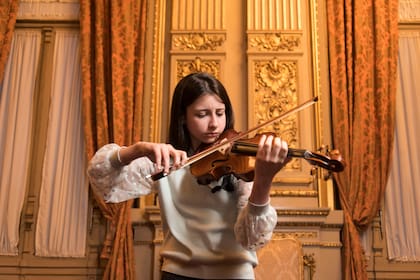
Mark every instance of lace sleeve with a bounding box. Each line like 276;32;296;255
234;180;277;250
87;143;156;203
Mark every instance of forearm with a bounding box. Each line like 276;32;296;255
248;175;273;205
116;141;187;173
116;143;143;165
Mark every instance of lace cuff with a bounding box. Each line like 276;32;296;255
234;202;277;251
87;144;155;203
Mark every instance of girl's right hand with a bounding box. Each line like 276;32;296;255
135;142;188;173
118;142;188;174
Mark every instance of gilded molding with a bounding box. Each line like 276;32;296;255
302;241;343;248
270;189;318;197
172;33;226;51
273;231;318;239
278;222;337;227
150;0;166;142
276;208;330;216
308;0;324;162
176;57;221;80
249;33;302;52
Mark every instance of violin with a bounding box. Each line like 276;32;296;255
188;129;344;185
148;96;345;182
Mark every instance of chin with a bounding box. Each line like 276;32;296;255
202;137;218;144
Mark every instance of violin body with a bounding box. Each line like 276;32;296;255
190;148;255;184
190;129;255;184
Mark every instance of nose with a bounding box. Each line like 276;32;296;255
208;113;219;129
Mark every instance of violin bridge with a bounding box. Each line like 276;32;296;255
217;141;232;155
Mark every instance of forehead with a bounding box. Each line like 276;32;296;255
188;93;225;109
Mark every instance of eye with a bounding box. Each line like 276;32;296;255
196;111;208;118
216;110;225;117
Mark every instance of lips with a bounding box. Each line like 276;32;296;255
205;133;219;138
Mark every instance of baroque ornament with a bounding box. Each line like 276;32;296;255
253;58;299;170
173;33;225;51
177;57;220;80
254;58;298;142
250;33;301;51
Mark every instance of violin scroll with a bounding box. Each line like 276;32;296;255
287;148;345;173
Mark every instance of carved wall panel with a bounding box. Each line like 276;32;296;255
246;0;318;202
169;0;227;98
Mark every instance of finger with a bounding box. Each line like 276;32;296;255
262;135;274;159
272;136;282;161
280;139;288;159
180;151;188;165
153;146;163;171
175;151;189;169
161;144;172;173
171;150;183;169
276;137;290;163
257;134;268;158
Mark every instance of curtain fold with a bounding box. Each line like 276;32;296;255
0;0;19;84
0;30;41;255
385;30;420;262
326;1;399;279
80;0;147;279
35;30;88;257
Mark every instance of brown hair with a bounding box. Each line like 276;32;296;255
168;72;234;151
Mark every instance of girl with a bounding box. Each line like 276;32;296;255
88;72;289;280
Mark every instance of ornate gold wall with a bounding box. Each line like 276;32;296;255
143;0;338;207
136;1;344;279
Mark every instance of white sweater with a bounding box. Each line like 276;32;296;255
87;143;278;279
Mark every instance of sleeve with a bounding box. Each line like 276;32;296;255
233;180;278;251
87;143;156;203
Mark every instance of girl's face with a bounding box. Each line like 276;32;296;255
185;93;227;151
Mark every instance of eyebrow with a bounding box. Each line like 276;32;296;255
193;107;225;112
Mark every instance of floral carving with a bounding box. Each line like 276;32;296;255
250;33;301;51
176;57;220;80
173;33;225;51
253;58;299;170
254;58;298;136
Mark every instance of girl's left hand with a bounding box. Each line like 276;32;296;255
254;134;290;181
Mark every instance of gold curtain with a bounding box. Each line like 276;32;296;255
326;1;399;279
80;0;147;279
0;0;19;83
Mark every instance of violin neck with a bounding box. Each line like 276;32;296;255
231;141;307;158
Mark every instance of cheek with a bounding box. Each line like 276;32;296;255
186;118;205;134
221;117;227;128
